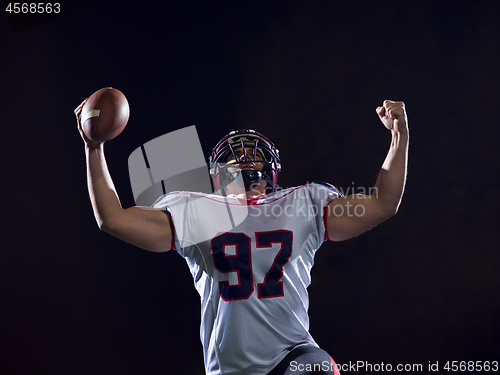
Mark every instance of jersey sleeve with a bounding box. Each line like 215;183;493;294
151;192;185;252
307;182;343;243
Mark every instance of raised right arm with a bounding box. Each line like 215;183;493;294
76;100;173;253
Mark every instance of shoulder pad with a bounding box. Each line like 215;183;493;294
312;181;344;197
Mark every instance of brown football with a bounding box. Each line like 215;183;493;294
81;87;129;142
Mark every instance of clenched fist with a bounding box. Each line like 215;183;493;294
376;100;408;134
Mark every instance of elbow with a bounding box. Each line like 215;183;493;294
98;220;108;232
377;202;399;221
384;203;400;218
97;217;114;233
97;220;110;232
94;208;125;233
377;195;402;218
94;209;122;233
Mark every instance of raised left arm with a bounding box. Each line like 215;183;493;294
327;100;409;241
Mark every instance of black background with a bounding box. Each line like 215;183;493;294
1;1;499;374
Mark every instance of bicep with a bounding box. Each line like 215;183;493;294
326;194;394;241
103;206;174;252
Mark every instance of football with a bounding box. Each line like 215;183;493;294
81;87;130;142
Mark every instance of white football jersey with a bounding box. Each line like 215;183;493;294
152;182;341;375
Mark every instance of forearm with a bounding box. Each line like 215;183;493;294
85;143;123;229
326;101;409;241
83;143;173;251
373;129;409;214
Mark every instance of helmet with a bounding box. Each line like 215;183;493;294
209;129;281;193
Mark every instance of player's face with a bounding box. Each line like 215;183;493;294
226;147;265;171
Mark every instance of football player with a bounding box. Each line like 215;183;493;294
75;100;408;375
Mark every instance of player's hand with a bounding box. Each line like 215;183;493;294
74;99;104;148
376;100;408;134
